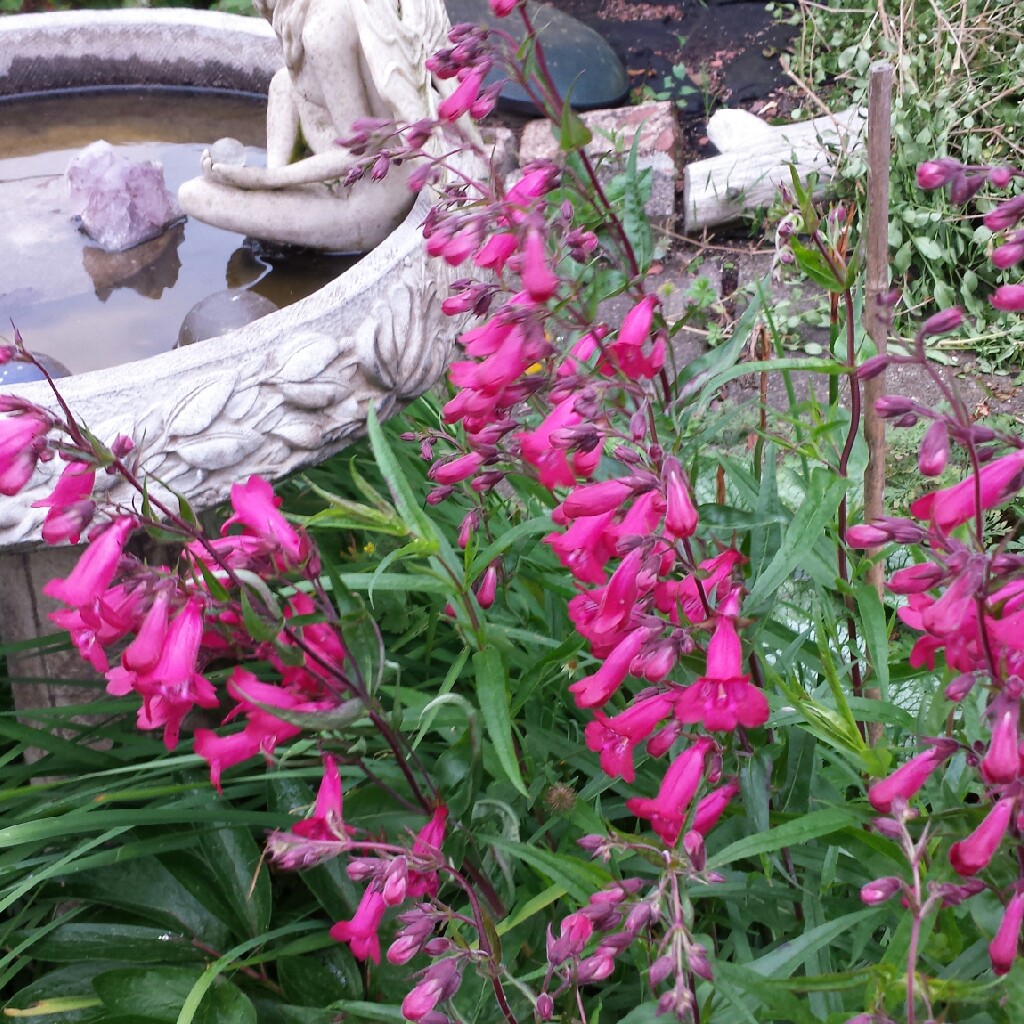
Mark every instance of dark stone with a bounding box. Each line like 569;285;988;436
445;0;630;114
177;288;277;347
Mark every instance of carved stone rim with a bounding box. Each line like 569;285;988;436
0;10;462;551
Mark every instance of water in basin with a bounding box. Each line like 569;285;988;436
0;89;358;377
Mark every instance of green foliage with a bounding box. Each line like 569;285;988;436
788;0;1024;366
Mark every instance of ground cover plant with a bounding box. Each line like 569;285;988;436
3;2;1024;1022
787;0;1024;371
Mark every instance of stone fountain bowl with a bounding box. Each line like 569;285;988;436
0;10;463;551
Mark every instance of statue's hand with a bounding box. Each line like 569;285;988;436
200;149;267;190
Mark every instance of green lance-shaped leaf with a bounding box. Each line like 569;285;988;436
473;648;528;797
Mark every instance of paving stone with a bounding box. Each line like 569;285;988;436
518;100;678;223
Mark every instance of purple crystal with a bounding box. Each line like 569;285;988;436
66;141;181;253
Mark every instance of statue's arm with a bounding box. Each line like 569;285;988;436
200;147;360;190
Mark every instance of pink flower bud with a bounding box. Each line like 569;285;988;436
950;798;1014;876
950;172;988;205
916;158;962;190
649;954;675;986
429;451;484;485
535;993;554;1021
576;953;616;983
868;744;952;812
687;944;714;981
989;166;1013;188
887;562;945;594
475;564;498;608
856;353;890;380
920;307;963;337
981;701;1020;784
945;672;979;702
683;830;706;871
860;876;904;905
993;242;1024;270
490;0;519;14
992;285;1024;313
984;195;1024;232
663;458;698;540
846;523;891;547
990;891;1024;975
519;229;560;303
918;420;949;476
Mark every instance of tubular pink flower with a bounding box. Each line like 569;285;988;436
475;564;497;608
33;461;96;544
991;285;1024;313
518;399;588;489
626;736;715;845
544;510;617;585
121;589;171;674
617;295;657;349
569;628;649;708
584;694;674;782
868;744;951;812
560;479;633;519
292;755;348;842
547;912;594;965
330;886;388;963
981;699;1021;784
845;523;891;547
519;229;560;302
43;516;135;608
429;450;485;485
504;164;559;208
0;410;50;496
990;892;1024;975
590;547;645;636
663;458;698;540
917;420;949;476
474;230;519;272
691;779;740;835
886;562;945;595
674;591;770;731
950;798;1014;876
911;449;1024;531
437;65;487;122
489;0;519;14
226;475;309;568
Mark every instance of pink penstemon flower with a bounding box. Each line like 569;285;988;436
867;740;957;813
626;736;715;845
330;885;389;964
32;459;96;544
673;590;770;732
43;515;136;609
949;797;1015;876
910;448;1024;531
990;891;1024;975
584;693;675;782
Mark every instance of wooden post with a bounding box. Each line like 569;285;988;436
862;62;893;735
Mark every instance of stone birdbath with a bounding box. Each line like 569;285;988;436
0;8;467;706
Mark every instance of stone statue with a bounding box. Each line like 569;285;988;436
178;0;454;252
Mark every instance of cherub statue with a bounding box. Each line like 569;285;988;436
178;0;453;252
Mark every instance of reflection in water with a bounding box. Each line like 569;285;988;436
82;221;186;301
0;90;361;376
